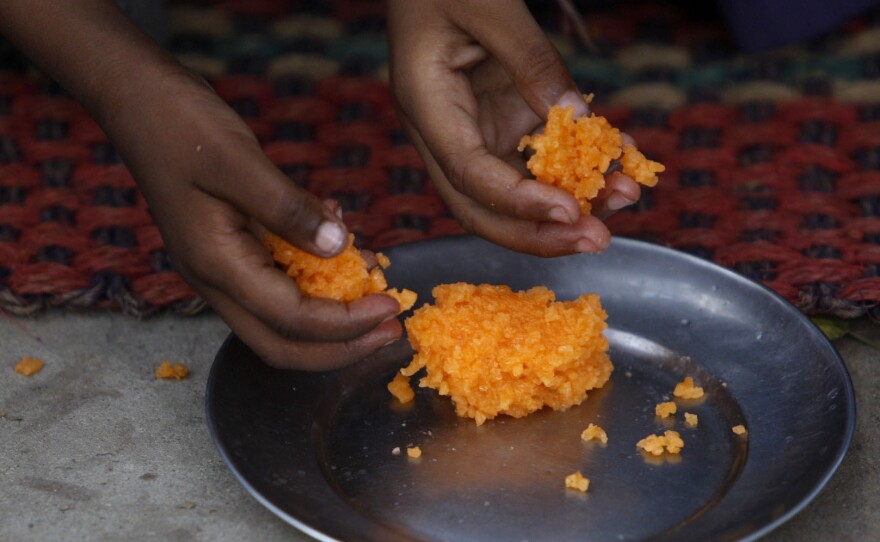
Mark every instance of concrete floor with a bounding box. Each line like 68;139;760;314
1;313;878;542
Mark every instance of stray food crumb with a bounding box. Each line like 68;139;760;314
407;446;422;459
518;96;664;214
263;233;416;311
391;447;401;456
387;372;414;404
673;376;704;400
156;361;189;380
177;502;197;510
403;283;611;425
655;401;677;419
637;430;684;456
684;413;699;427
564;471;590;492
732;424;748;437
581;423;608;444
14;356;44;376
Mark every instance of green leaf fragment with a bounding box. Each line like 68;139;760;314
810;315;850;340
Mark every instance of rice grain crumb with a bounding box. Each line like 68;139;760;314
387;373;414;403
564;471;590;492
637;430;684;456
655;401;677;419
581;423;608;444
673;377;704;400
14;356;44;376
156;361;189;380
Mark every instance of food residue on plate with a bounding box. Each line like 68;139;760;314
684;413;699;427
263;232;416;311
637;430;684;456
518;94;664;214
387;373;414;403
156;361;189;380
407;446;422;459
14;356;44;376
402;283;611;425
392;447;401;456
655;401;677;419
581;423;608;444
732;424;748;438
564;471;590;492
673;376;704;400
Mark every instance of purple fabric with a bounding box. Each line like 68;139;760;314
717;0;880;51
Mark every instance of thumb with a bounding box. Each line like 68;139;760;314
452;0;589;119
204;143;348;257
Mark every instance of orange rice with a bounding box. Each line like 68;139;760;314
673;376;705;400
732;424;748;437
156;361;189;380
655;401;677;419
684;412;699;427
637;430;684;456
407;446;422;458
387;372;415;403
581;423;608;444
564;471;590;492
14;356;44;376
403;283;612;425
263;232;416;311
518;96;664;214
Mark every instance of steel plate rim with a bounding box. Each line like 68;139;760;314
205;334;344;542
205;234;856;542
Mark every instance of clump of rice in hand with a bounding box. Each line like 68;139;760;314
263;232;416;311
403;283;612;425
518;95;664;214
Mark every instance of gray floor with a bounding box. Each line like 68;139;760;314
1;313;877;542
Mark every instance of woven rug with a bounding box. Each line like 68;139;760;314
1;0;880;319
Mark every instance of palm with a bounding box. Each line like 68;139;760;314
470;56;544;175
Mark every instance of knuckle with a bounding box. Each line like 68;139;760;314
268;314;308;341
444;149;481;195
515;45;564;85
270;189;315;234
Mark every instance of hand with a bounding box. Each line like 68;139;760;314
108;69;403;369
0;0;404;370
387;0;640;256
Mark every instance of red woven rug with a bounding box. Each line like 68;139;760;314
1;0;879;318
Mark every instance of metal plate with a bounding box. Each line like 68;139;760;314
206;236;855;542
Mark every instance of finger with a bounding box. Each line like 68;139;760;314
184;211;400;342
323;198;343;219
450;1;588;119
202;285;403;371
408;127;610;256
395;96;580;224
591;172;641;220
198;139;349;257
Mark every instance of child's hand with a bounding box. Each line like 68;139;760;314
113;71;403;370
0;1;401;370
387;0;640;256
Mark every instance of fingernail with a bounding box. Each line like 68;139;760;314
606;192;636;212
315;221;346;254
558;91;590;118
549;206;575;224
382;337;400;348
576;238;599;253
